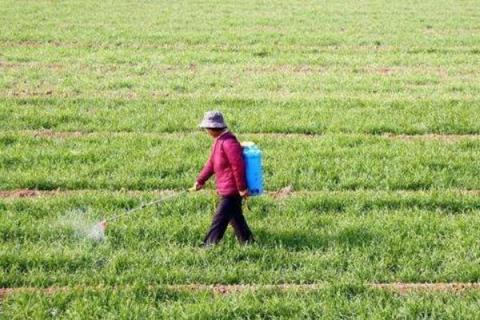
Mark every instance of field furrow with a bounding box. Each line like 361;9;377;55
3;284;480;318
4;282;480;299
3;129;480;142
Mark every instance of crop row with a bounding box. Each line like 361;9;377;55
2;191;480;286
2;97;480;134
2;61;479;100
2;284;480;319
0;132;479;191
1;0;478;48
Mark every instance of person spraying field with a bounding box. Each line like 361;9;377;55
193;111;259;245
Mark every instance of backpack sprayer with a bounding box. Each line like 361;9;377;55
242;141;264;196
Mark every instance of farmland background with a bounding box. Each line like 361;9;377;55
1;0;480;318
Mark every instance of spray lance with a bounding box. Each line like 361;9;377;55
96;190;189;234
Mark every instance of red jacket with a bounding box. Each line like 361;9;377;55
197;131;247;196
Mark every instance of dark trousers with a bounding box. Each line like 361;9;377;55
204;195;254;245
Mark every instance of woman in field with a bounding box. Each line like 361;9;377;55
193;111;254;245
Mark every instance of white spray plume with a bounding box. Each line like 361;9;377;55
58;209;106;242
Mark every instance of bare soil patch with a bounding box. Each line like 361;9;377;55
271;185;294;200
32;130;83;138
0;189;43;198
382;133;480;143
1;188;479;199
3;283;480;299
371;282;480;295
6;129;480;142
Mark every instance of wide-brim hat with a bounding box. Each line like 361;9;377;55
199;110;227;129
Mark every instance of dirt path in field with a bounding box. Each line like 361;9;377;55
1;188;480;199
176;283;480;294
0;189;47;198
370;283;480;294
381;133;480;143
0;189;182;198
2;283;480;299
4;129;480;142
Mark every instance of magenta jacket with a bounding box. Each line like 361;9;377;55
196;131;247;196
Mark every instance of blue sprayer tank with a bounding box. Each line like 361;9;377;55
241;142;264;196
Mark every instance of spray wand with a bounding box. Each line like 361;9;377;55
97;190;188;232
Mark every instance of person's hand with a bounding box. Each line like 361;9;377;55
239;189;249;198
190;181;203;192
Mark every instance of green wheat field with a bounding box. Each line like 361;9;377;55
1;0;480;318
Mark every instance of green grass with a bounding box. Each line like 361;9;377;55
0;132;479;191
2;0;480;317
3;285;480;319
2;97;480;134
2;191;480;287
